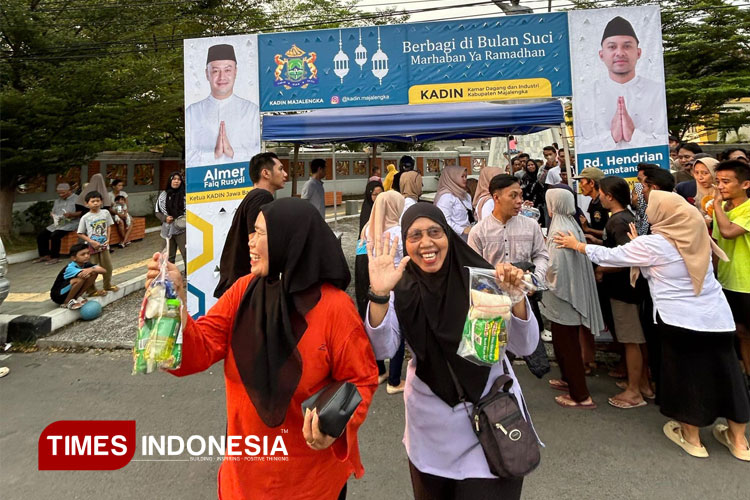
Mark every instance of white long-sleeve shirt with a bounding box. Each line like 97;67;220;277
185;94;260;168
435;192;473;237
577;75;669;152
585;234;734;332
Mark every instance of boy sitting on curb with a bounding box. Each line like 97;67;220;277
50;243;107;309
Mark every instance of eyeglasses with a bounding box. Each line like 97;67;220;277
406;226;445;243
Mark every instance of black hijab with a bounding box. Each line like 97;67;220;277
394;203;493;406
230;198;350;427
165;171;186;217
359;180;384;233
522;161;539;181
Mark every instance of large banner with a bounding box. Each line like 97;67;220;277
183;34;261;317
258;13;571;112
569;6;669;178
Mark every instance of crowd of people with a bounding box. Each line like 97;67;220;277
31;171;189;309
139;144;748;499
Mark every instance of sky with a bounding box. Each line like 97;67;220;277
355;0;582;23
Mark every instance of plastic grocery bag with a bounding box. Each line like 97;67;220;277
133;244;182;374
457;267;539;366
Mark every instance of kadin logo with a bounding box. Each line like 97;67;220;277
274;45;318;90
330;95;340;105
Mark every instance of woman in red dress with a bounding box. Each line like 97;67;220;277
146;198;378;499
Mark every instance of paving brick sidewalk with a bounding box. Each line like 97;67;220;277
0;232;177;316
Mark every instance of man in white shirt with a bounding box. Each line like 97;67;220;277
468;174;548;284
185;43;260;168
578;16;668;152
539;145;560;185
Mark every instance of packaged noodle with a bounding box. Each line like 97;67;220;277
133;244;182;374
457;267;536;366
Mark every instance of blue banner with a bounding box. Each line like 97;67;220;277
259;13;571;112
577;145;670;179
185;161;254;204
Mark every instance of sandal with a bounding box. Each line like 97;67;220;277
32;256;50;264
548;379;569;391
608;395;647;409
615;381;655;400
712;424;750;462
65;299;83;310
555;394;597;410
105;285;119;292
663;421;708;458
89;290;107;297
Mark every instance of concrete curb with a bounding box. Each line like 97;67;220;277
6;226;162;264
6;261;184;346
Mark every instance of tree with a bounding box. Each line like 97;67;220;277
570;0;750;140
0;0;408;237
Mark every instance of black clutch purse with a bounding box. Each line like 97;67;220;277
301;381;362;438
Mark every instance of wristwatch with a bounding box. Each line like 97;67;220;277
367;288;390;304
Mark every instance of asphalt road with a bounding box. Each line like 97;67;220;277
1;350;748;500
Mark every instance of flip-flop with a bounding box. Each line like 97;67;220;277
88;290;107;297
615;381;656;400
548;379;569;391
663;421;708;458
608;396;647;409
555;394;597;410
608;369;627;379
712;424;750;462
0;367;9;378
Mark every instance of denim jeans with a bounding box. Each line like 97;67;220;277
377;339;406;386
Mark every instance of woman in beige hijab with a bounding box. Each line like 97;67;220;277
693;157;719;220
554;190;749;461
399;170;422;214
472;167;504;221
434;166;473;238
76;173;111;211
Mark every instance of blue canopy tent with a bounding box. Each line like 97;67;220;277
261;100;565;143
261;100;567;224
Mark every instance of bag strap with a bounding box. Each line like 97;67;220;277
490;359;514;394
446;357;516;430
445;360;475;428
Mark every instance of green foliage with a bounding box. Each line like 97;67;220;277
23;201;54;233
381;142;434;152
569;0;750;139
0;0;409;193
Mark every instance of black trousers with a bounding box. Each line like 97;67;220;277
37;229;70;258
409;460;523;500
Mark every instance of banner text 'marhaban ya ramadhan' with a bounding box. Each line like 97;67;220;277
403;32;556;65
258;13;571;111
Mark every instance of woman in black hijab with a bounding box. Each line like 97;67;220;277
520;159;544;210
365;203;540;499
146;197;378;499
155;171;187;264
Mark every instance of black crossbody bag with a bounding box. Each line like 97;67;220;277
446;360;540;478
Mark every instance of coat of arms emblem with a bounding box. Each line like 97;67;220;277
274;45;318;89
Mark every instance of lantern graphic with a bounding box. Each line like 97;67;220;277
333;30;350;84
355;28;368;70
371;26;389;85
